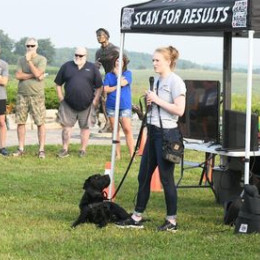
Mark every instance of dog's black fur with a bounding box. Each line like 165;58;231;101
72;174;130;228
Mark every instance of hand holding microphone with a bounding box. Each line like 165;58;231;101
146;76;159;106
147;91;159;106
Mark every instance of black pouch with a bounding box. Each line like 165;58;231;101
162;128;184;164
162;138;184;164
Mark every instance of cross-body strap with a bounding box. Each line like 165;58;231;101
156;80;163;130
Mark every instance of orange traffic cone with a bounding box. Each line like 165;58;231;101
150;166;163;192
103;162;116;201
138;128;147;156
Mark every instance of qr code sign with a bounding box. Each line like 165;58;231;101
239;223;248;233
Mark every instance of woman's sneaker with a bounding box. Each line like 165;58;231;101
115;217;144;229
157;220;178;232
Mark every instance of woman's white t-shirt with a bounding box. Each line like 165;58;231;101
147;72;186;129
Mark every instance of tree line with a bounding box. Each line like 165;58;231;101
0;29;203;70
1;29;258;73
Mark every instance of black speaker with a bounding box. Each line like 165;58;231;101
223;110;259;151
212;168;243;204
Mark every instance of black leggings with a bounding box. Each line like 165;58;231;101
0;99;6;115
135;125;179;216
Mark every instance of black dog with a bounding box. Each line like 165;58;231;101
71;174;130;228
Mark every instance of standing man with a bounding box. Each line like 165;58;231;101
55;47;102;158
14;38;47;158
95;28;119;133
0;46;9;156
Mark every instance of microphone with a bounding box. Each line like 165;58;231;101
149;76;154;91
147;76;154;111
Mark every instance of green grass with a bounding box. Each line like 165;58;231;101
0;144;259;259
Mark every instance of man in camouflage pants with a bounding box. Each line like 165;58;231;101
13;37;47;158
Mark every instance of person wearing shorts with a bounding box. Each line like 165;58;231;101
0;47;9;156
14;38;47;158
103;52;134;159
55;47;102;158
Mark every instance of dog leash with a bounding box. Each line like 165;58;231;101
109;97;148;200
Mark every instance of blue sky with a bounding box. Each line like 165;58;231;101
1;0;259;67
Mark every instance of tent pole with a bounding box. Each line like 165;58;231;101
108;33;125;200
222;32;232;140
223;32;232;110
244;30;255;185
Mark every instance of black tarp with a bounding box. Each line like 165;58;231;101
121;0;260;37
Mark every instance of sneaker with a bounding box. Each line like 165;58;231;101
38;150;45;159
78;150;86;158
157;220;178;233
57;149;69;158
13;148;25;157
115;217;144;229
0;147;9;156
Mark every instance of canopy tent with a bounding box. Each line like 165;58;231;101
108;0;260;199
121;0;260;36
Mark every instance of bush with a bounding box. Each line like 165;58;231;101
44;87;60;109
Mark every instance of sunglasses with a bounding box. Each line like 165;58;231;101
75;54;85;58
26;45;36;48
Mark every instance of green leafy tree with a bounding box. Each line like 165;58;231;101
13;37;27;56
37;38;55;64
0;30;17;64
51;47;74;67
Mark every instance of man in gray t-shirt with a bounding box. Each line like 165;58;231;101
0;47;9;156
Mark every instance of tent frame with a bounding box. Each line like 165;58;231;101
107;0;256;199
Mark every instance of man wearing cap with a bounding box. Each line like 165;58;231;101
95;28;119;133
14;38;47;158
0;46;9;156
55;47;102;158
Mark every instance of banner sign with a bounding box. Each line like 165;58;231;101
121;0;249;32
